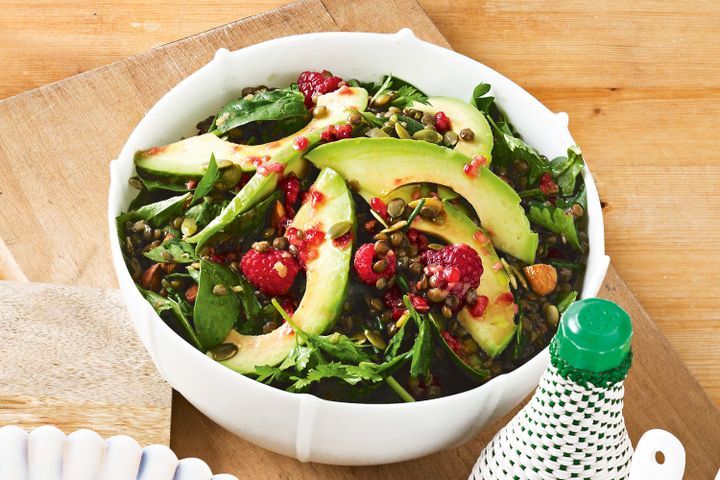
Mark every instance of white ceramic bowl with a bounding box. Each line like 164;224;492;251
0;425;236;480
108;29;610;466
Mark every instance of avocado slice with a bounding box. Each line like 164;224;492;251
183;87;368;249
410;97;493;161
218;167;355;373
135;87;369;177
410;199;517;357
306;138;538;263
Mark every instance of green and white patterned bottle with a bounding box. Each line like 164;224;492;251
472;298;634;480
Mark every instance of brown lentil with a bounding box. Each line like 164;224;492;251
459;128;475;141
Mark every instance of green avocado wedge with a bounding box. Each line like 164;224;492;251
410;199;517;357
135;87;369;178
410;96;493;161
183;88;368;250
306;138;538;263
217;168;355;373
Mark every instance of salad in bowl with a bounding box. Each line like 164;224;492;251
116;70;588;404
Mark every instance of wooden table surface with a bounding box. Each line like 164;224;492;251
2;0;717;406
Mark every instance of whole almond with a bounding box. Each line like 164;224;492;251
523;264;558;296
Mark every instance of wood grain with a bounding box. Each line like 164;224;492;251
168;266;720;480
0;281;171;445
0;0;717;406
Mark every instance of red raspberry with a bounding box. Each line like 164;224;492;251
240;248;301;296
409;294;430;313
353;243;396;285
539;172;559;196
422;244;483;302
434;111;451;133
297;70;343;108
383;286;406;320
320;124;353;142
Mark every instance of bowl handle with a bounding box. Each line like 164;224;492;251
629;429;685;480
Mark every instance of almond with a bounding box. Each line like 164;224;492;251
270;200;286;229
185;284;198;303
523;264;558;296
139;263;163;291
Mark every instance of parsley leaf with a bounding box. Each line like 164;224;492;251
550;145;585;196
488;116;550;185
528;201;582;251
370;75;428;109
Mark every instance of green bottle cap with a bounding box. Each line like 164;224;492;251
555;298;632;372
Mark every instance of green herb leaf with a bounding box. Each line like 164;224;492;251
139;177;191;192
223;191;280;238
255;365;289;384
191;154;219;205
137;286;203;350
528;202;582;251
556;291;578;313
143;238;197;264
118;193;191;232
289;362;385;392
470;82;494;115
211;86;310;135
193;259;242;350
360;112;385;128
550;145;585;196
488;116;549;185
370;75;428;109
404;297;433;379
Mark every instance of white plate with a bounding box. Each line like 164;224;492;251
108;29;610;465
0;425;236;480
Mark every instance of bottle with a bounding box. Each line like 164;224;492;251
471;298;634;480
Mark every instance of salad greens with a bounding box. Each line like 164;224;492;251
118;70;589;403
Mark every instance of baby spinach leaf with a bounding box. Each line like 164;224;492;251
528;202;582;251
211;87;309;135
140;177;191;192
396;115;425;134
361;112;385;128
132;193;191;228
191;154;219;205
138;286;203;350
556;291;578;313
488;116;549;184
550;146;585;196
223;191;280;238
193;259;242;350
144;238;197;264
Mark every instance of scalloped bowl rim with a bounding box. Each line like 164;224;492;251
107;28;609;464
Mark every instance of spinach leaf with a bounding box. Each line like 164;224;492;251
191;154;219;205
550;145;585;196
144;238;197;264
556;291;578;313
140;177;191;192
138;286;202;350
223;191;280;238
186;265;200;283
404;297;433;379
128;193;190;228
211;87;309;135
528;202;582;251
361;112;385;128
488;116;549;185
193;259;242;350
557;184;587;212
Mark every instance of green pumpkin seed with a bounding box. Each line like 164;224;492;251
364;329;387;350
544;303;560;327
328;220;353;239
369;209;389;228
209;343;237;361
379;220;408;234
386;198;406;218
395;123;412;139
365;127;389;138
373;92;393;108
443;130;459;147
128;177;144;190
413;128;443;144
212;284;228;296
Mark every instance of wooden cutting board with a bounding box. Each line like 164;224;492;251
0;0;717;478
0;281;171;445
